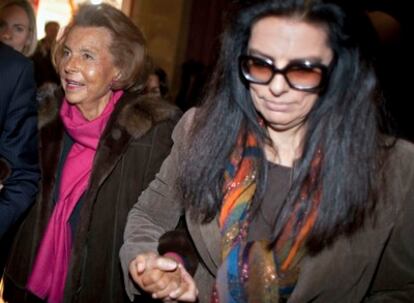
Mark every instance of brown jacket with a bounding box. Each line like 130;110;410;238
120;108;414;303
3;90;181;303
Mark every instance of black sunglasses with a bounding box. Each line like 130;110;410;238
239;55;329;93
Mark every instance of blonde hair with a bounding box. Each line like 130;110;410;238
0;0;37;56
53;4;149;92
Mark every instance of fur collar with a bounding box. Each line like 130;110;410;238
115;92;181;139
37;85;181;137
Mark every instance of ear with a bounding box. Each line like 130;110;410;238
113;70;122;82
110;70;122;89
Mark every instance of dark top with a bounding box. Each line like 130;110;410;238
52;132;85;236
0;42;40;239
248;162;291;241
31;39;60;87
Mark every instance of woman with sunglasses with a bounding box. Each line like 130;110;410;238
120;0;414;302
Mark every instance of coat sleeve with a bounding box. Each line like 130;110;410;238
119;108;195;301
0;55;40;239
364;142;414;302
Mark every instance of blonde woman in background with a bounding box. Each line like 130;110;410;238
0;0;37;57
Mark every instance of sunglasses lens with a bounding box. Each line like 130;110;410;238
241;57;273;83
286;67;323;89
240;55;327;91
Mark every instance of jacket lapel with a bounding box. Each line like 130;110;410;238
186;214;221;275
289;201;396;302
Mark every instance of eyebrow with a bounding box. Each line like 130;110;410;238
248;48;324;64
0;20;28;28
63;44;98;54
79;47;97;54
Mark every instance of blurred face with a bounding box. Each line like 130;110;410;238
0;5;31;53
45;22;59;41
247;16;333;133
59;26;120;119
146;74;161;97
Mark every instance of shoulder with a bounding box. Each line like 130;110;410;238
385;139;414;176
381;138;414;213
0;42;32;71
0;44;34;101
171;107;197;143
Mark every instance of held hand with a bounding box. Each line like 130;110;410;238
129;252;198;302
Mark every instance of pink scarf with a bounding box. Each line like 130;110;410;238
27;90;123;303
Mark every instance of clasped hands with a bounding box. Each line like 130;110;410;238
129;252;198;302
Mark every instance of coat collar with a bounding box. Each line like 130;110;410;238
38;87;180;139
37;87;180;232
88;91;180;189
40;88;180;193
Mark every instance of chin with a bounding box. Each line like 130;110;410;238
64;96;81;105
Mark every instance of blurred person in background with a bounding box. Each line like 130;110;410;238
32;21;61;87
145;66;170;100
0;41;39;249
0;0;37;57
0;40;39;300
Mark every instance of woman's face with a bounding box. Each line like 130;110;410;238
247;16;333;133
59;26;120;119
0;4;31;53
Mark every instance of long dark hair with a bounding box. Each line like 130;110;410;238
179;0;388;252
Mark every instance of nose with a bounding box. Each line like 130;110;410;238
268;73;289;96
63;55;78;74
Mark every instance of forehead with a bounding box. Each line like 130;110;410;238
0;5;29;24
65;26;113;50
248;16;332;63
46;23;59;31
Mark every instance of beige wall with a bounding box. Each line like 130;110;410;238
130;0;192;97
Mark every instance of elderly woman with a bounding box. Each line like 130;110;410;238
120;0;414;302
0;0;37;57
3;4;180;303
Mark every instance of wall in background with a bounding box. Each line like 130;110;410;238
130;0;192;97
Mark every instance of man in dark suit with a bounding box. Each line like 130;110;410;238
0;42;39;242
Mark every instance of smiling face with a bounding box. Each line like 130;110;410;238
247;16;333;133
59;26;120;119
0;4;31;53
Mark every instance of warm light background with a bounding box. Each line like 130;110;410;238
34;0;124;39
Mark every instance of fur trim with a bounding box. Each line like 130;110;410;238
37;87;180;138
37;83;63;129
117;93;181;139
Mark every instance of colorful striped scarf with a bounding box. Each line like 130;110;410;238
213;130;321;302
